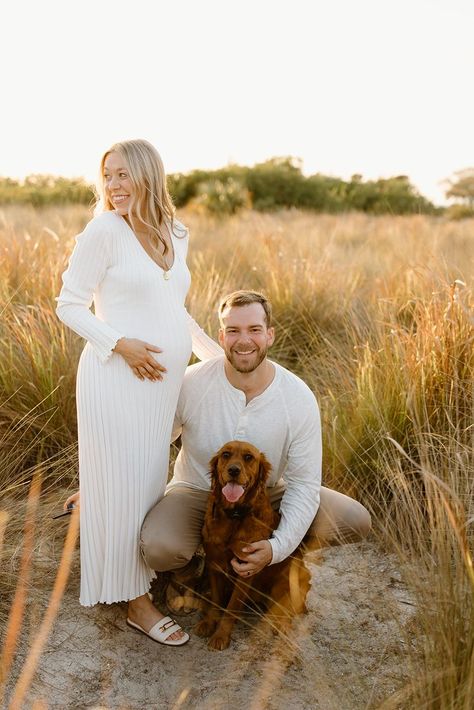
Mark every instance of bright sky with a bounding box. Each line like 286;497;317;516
2;0;473;205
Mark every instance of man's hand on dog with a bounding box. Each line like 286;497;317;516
231;540;273;577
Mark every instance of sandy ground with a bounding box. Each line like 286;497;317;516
5;539;415;709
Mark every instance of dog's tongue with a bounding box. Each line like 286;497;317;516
222;482;245;503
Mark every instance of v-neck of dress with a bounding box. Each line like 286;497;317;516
119;213;176;273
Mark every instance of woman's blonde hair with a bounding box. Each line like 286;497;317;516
96;139;183;255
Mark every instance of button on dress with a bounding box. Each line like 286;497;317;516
56;211;220;605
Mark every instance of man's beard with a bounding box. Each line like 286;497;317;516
224;345;268;373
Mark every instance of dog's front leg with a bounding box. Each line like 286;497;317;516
208;578;251;650
194;567;226;638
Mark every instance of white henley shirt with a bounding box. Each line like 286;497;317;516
168;356;322;565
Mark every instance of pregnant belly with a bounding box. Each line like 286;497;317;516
148;327;192;373
106;308;193;372
78;322;192;399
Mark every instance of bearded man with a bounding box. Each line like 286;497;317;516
140;290;371;612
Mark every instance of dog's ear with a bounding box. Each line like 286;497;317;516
209;453;220;488
258;452;272;485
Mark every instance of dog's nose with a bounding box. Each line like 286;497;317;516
227;465;241;477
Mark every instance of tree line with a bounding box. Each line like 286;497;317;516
1;158;472;217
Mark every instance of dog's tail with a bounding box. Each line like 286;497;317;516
289;557;311;613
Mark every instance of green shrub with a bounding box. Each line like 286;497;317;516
0;175;94;206
195;178;249;215
445;203;474;220
246;157;305;210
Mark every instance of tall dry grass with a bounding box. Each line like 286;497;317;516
1;204;474;707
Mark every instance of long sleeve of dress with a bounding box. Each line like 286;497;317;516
186;310;223;360
56;220;124;363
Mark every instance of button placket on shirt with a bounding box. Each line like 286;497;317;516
235;393;249;439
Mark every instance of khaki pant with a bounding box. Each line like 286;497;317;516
140;484;371;572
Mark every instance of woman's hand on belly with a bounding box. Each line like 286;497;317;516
113;338;167;382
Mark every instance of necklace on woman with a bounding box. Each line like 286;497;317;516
151;242;171;280
144;230;172;279
127;217;172;279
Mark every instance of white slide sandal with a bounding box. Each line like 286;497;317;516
126;616;190;646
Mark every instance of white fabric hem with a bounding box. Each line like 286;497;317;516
79;571;157;607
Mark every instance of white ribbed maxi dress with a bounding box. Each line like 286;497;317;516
56;211;221;606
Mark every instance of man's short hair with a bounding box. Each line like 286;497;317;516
218;290;273;327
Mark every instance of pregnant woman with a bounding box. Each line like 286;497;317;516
56;139;221;645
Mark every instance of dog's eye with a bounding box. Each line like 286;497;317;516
243;453;254;462
221;451;231;459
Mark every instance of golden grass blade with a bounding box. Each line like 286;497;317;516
386;434;474;590
8;507;79;709
0;472;41;695
437;489;474;591
171;688;191;709
0;511;9;563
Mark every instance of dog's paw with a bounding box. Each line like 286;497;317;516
194;618;217;638
208;631;231;650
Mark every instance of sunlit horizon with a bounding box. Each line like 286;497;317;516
0;156;456;208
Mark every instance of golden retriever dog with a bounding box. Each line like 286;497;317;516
194;441;311;650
